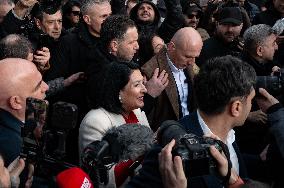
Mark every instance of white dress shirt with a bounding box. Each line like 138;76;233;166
166;53;189;117
197;110;240;174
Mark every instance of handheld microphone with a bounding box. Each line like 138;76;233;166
56;167;94;188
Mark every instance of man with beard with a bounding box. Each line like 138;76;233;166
196;7;243;65
181;1;209;41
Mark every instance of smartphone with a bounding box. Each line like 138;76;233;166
37;33;49;50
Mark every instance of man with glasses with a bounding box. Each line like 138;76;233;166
62;0;81;30
181;1;209;41
181;1;202;29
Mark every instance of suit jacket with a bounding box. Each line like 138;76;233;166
127;111;248;188
141;47;196;131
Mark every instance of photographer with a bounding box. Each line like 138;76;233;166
159;139;270;188
0;58;48;187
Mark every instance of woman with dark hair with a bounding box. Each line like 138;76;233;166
79;61;149;187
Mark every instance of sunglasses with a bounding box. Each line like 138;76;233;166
71;11;81;16
187;14;200;19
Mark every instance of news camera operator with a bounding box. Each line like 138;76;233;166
127;55;259;188
0;58;49;187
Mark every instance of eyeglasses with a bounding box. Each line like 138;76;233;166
187;14;200;19
71;11;81;16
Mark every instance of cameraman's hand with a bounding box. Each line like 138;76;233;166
8;157;25;188
246;110;267;125
209;146;240;185
25;163;34;188
0;156;25;188
205;134;240;185
159;139;187;188
33;47;50;69
256;88;279;113
144;68;169;98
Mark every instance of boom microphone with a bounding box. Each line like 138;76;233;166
81;123;154;186
82;123;154;165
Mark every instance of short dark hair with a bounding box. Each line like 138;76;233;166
35;7;62;21
63;0;81;15
100;14;136;50
0;34;33;60
194;55;256;115
89;61;140;114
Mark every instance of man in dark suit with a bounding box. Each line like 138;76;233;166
127;55;257;188
141;27;203;131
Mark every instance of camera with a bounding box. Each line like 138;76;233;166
21;99;78;179
256;69;284;96
172;133;223;177
158;120;230;178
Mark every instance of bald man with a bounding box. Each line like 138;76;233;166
141;27;203;131
0;58;48;166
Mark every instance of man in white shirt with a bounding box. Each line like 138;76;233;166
141;27;203;131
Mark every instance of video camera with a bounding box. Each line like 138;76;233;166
157;120;232;179
21;98;78;178
256;69;284;96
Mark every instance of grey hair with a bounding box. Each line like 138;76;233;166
243;24;277;54
81;0;110;15
0;34;33;60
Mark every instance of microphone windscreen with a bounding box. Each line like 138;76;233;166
56;167;94;188
103;124;154;161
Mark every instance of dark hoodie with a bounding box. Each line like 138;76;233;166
130;1;161;39
130;0;185;65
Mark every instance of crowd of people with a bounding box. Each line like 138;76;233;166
0;0;284;187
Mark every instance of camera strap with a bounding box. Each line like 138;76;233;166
215;140;232;186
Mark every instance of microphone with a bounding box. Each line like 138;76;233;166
82;123;154;164
272;18;284;35
56;167;94;188
81;124;154;186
